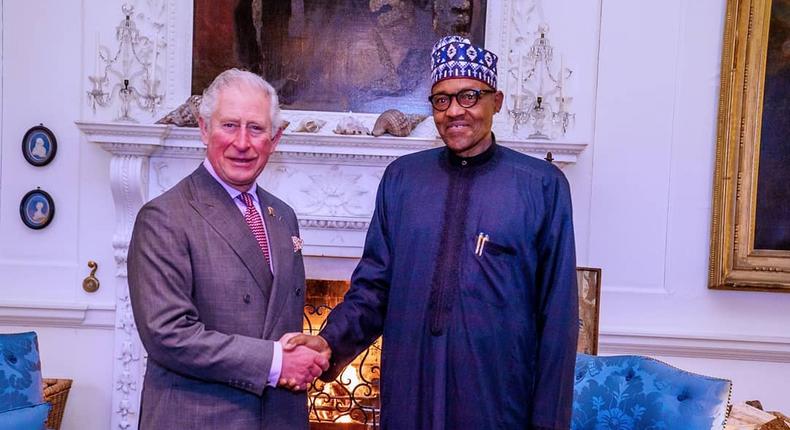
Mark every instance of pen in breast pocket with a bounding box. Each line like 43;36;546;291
475;232;489;256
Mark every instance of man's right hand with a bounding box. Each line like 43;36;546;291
283;334;331;360
278;344;329;391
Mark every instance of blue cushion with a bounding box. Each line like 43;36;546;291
572;354;731;430
0;332;44;412
0;402;50;430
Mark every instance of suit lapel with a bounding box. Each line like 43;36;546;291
258;189;294;338
188;166;273;296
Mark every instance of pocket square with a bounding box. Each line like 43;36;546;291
291;236;304;253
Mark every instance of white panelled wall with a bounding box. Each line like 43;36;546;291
0;1;788;430
591;0;790;410
1;1;117;430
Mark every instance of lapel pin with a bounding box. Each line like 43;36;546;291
267;206;275;217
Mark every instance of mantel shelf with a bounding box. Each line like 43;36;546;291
76;120;587;165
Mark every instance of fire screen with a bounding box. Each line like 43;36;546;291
304;280;381;429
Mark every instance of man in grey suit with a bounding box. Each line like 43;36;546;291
128;69;328;429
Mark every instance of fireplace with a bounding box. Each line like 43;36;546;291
304;280;381;429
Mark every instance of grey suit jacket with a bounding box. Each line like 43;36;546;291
128;165;308;429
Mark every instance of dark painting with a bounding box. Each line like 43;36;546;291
754;0;790;251
193;0;486;115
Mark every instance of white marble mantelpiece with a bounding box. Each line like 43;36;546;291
78;120;586;259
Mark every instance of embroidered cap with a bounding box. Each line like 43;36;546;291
430;35;498;89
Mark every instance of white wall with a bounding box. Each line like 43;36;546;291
589;0;790;411
1;1;117;429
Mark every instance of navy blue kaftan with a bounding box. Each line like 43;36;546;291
320;139;578;430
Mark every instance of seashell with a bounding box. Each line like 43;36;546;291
293;118;327;133
333;116;370;135
156;95;203;127
371;109;427;137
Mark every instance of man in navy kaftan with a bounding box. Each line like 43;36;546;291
286;36;578;430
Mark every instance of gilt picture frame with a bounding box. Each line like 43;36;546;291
576;267;601;355
710;0;790;292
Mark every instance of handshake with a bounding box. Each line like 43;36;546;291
277;333;332;391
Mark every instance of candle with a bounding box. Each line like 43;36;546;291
151;45;158;89
94;32;101;77
559;55;564;100
515;48;523;105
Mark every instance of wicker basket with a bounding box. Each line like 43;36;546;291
42;378;72;430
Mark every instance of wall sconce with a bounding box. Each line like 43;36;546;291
87;4;164;122
508;24;575;139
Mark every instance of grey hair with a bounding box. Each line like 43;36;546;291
198;68;282;137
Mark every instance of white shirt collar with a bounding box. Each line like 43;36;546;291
202;159;259;204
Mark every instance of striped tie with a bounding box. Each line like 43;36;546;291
239;192;271;265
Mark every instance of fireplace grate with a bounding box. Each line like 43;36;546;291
304;281;381;429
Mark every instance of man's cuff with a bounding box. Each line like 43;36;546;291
266;341;283;387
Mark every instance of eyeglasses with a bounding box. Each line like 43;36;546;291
428;89;497;111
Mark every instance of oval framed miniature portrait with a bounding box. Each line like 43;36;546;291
22;124;57;167
19;189;55;230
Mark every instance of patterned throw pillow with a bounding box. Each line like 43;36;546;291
0;332;45;412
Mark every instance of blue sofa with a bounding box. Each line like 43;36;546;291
572;353;732;430
0;332;50;429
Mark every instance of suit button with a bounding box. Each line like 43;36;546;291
295;288;302;297
243;294;251;304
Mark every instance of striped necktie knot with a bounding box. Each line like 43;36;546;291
239;192;255;209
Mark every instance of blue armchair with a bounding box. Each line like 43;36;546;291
572;353;732;430
0;332;50;430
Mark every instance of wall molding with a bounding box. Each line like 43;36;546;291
602;285;671;295
4;300;787;362
0;301;115;329
600;328;790;363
